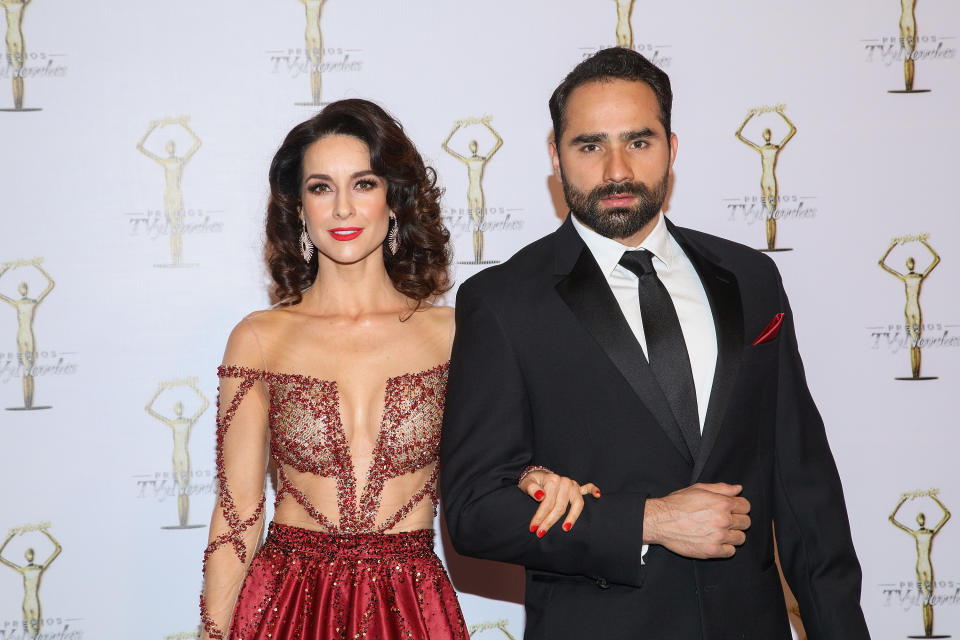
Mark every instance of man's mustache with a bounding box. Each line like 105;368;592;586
591;181;649;200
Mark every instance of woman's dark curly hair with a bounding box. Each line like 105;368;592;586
265;98;451;306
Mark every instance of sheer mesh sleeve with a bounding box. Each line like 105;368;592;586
200;319;270;640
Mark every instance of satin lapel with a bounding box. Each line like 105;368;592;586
671;229;745;482
555;247;694;466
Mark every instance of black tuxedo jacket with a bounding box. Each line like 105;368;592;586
440;216;870;640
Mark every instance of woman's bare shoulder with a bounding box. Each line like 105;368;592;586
222;308;302;367
414;303;455;353
417;303;454;330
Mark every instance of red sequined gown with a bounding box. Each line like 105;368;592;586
199;318;467;640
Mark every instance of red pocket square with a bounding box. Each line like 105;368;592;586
752;313;785;346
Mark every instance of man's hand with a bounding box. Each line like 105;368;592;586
643;483;751;559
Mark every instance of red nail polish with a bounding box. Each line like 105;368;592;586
562;522;572;531
537;529;545;538
534;490;545;501
530;524;538;533
594;490;601;497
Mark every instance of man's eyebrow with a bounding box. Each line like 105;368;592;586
620;128;656;141
568;129;659;146
568;132;608;146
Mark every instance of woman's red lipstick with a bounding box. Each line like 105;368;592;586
329;227;363;241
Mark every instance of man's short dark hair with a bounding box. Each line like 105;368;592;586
549;47;673;145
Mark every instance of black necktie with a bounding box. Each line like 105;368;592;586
618;250;701;458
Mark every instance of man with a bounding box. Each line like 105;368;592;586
440;48;870;639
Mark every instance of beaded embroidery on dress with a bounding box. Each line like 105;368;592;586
199;316;465;640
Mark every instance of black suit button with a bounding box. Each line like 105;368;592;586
596;577;609;589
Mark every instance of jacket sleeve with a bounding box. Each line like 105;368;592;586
440;279;649;587
771;275;870;639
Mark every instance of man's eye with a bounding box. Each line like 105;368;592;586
580;144;600;153
630;140;648;149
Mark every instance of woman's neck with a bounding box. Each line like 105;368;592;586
298;254;409;318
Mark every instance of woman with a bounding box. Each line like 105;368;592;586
199;99;466;639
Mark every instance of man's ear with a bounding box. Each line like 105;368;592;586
548;139;562;179
668;132;679;173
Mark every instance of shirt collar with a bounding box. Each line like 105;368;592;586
570;211;674;277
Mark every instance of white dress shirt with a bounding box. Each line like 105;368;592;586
570;213;718;432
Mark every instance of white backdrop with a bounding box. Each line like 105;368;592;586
1;1;958;638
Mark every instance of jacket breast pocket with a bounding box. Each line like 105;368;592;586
740;337;779;369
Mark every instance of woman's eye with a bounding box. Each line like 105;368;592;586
308;182;331;194
355;179;378;191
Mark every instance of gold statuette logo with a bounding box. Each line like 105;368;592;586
297;0;329;106
890;489;952;638
442;116;503;265
613;0;635;48
735;105;797;252
890;0;931;94
469;619;516;640
0;522;61;640
146;377;210;529
0;258;53;411
137;116;202;268
0;0;40;112
879;234;941;380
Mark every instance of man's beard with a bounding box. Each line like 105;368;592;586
562;167;669;240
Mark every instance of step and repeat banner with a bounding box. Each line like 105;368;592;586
1;1;958;638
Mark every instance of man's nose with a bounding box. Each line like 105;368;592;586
603;148;633;184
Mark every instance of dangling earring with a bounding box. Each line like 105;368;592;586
299;211;314;263
388;211;399;255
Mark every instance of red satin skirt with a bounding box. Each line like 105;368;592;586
227;522;468;640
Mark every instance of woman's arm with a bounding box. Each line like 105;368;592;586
199;322;270;640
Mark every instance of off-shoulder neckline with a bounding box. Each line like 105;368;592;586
217;361;449;387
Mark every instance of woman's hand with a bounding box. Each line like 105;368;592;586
519;468;600;538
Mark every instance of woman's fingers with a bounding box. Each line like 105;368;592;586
529;475;568;534
520;478;546;502
525;475;601;537
563;483;602;531
561;489;586;532
528;484;560;534
579;482;601;498
518;471;548;502
531;478;576;536
540;482;576;533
